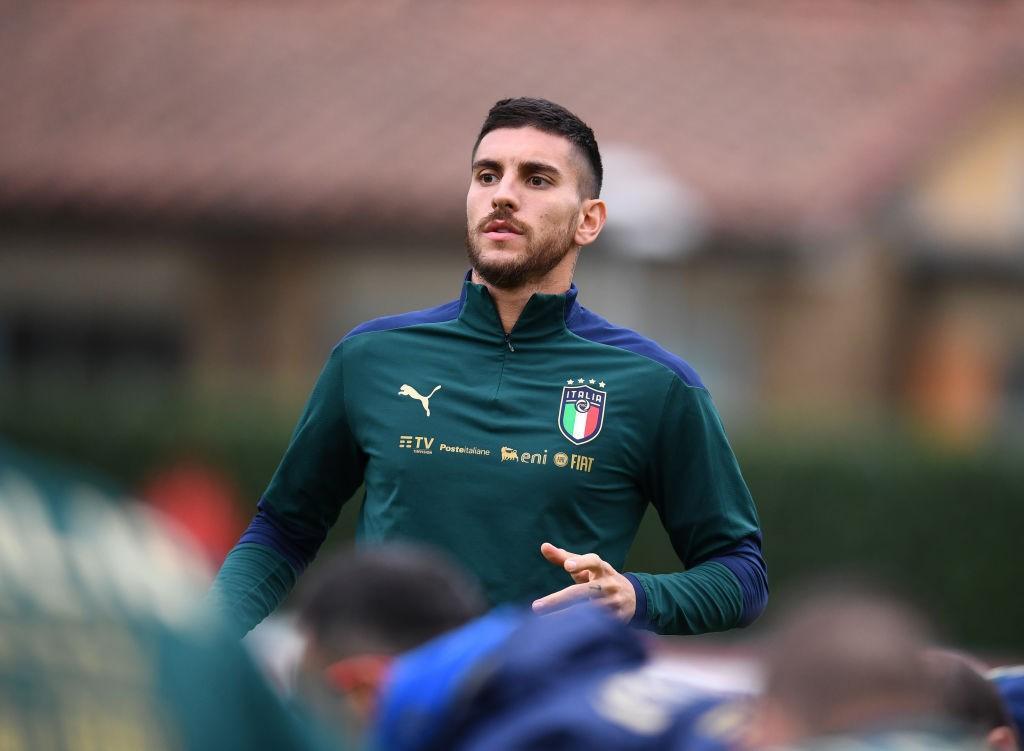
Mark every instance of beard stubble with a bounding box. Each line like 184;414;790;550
465;208;579;290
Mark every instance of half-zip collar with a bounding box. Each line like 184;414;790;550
456;271;581;344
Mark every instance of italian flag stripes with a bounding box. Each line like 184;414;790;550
562;400;601;441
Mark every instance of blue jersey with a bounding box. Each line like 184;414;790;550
988;666;1024;737
372;604;745;751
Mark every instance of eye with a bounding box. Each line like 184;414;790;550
478;172;498;185
528;175;549;187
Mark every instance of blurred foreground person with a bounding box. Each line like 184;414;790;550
0;441;342;751
928;651;1019;750
370;604;743;751
296;544;486;745
989;667;1024;747
750;587;984;750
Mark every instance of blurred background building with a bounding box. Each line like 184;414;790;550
2;0;1023;650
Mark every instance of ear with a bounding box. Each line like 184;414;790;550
575;198;607;248
985;726;1018;751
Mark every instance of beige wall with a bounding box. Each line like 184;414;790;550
909;95;1024;252
741;237;899;422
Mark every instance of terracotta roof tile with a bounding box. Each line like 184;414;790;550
0;0;1020;237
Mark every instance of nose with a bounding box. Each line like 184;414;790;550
491;175;520;212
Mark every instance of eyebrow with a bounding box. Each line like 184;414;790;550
519;160;562;179
471;158;502;173
471;158;564;181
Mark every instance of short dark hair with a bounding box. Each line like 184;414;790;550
297;544;486;658
761;585;939;736
474;97;603;199
927;651;1015;735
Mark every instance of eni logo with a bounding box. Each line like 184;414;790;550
398;384;442;416
500;447;550;465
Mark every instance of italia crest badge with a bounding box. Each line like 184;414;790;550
558;380;606;445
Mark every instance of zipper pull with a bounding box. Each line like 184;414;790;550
504;334;516;352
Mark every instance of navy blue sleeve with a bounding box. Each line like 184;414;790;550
238;498;325;574
624;573;650;628
707;534;768;627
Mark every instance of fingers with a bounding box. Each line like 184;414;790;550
532;585;631;623
532;581;601;615
534;547;637;623
540;543;605;576
539;542;576;566
564;552;603;575
540;542;588;581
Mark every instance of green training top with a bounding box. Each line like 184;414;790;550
213;277;767;636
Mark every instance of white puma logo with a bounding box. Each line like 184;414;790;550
398;384;442;416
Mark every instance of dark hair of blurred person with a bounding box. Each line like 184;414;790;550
928;650;1019;750
295;544;485;739
473;96;603;200
750;585;941;747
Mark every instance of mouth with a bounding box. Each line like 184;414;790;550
481;218;524;242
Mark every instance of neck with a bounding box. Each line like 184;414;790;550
471;250;578;333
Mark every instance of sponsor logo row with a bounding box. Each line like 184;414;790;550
398;436;594;473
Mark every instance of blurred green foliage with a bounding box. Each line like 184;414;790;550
2;392;1021;651
627;434;1024;652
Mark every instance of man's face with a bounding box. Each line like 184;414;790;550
297;637;390;741
466;126;586;290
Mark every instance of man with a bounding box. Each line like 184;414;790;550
211;97;767;637
0;440;342;751
749;586;983;751
929;651;1019;750
295;544;485;744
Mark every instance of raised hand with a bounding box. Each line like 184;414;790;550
531;542;636;623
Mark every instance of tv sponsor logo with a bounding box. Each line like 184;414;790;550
398;435;435;454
